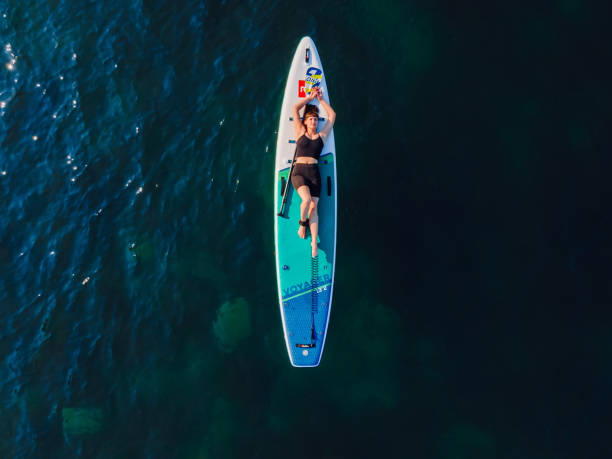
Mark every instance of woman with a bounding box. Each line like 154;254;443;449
291;86;336;258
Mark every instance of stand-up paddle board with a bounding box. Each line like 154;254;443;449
274;37;337;367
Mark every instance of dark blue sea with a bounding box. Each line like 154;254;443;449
1;0;611;457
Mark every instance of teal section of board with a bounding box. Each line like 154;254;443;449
277;154;335;366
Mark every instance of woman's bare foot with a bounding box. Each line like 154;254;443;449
298;220;308;239
311;241;318;258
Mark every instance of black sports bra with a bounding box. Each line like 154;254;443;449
295;134;324;161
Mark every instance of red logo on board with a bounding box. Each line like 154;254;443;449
298;80;306;98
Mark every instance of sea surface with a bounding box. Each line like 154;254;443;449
1;0;611;457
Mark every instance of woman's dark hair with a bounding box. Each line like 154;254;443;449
302;104;319;124
302;104;319;127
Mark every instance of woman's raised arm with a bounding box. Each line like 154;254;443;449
317;91;336;142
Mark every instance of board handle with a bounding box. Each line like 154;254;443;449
290;117;325;122
305;48;310;63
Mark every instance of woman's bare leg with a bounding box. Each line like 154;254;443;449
296;185;312;239
308;197;319;257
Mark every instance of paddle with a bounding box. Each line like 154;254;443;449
277;145;298;218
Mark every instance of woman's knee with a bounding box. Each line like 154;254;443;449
309;200;318;212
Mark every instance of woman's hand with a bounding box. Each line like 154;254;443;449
307;87;321;100
307;88;318;101
309;87;322;101
314;87;323;101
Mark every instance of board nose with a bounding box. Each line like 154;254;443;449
298;36;315;52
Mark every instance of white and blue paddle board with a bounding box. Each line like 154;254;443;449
274;37;337;367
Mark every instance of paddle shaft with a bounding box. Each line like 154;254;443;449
277;145;298;217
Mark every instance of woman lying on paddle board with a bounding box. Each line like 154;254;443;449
291;86;336;258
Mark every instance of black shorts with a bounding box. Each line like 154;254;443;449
291;163;321;197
